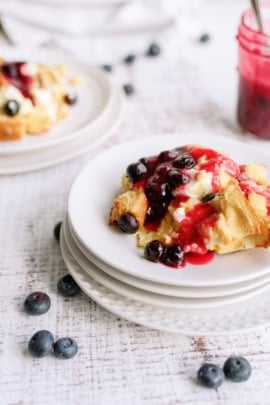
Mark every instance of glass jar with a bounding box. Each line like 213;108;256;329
237;4;270;139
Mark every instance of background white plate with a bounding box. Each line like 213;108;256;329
62;220;270;308
0;85;123;174
60;226;270;336
68;133;270;287
0;47;112;154
66;216;270;298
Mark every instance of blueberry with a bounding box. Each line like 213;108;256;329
2;62;23;78
117;213;139;234
101;64;113;73
146;202;168;223
160;244;184;267
144;240;164;262
54;221;62;242
54;337;78;359
197;363;225;389
64;93;77;105
199;33;211;43
57;274;81;297
145;181;171;202
158;149;179;162
172;154;195;169
139;156;158;173
123;84;134;96
201;193;218;203
24;292;51;315
3;100;20;116
223;357;252;382
123;54;136;64
28;330;54;358
126;161;147;182
167;170;189;187
146;43;161;57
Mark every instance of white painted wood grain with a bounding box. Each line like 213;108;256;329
1;1;270;404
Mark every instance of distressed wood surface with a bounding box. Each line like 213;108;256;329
1;1;270;404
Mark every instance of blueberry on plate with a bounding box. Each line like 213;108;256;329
146;43;161;57
117;213;139;234
24;291;51;315
54;221;62;241
28;330;54;358
144;240;164;262
126;161;147;182
54;337;78;359
123;84;135;96
101;64;113;73
57;274;81;297
199;33;211;43
123;54;136;64
197;363;225;389
223;356;252;382
160;244;184;267
3;99;20;116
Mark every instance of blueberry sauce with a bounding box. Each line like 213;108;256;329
1;62;34;102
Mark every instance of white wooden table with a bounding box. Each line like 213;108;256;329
1;1;270;404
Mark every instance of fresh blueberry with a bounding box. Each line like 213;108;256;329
2;62;23;78
146;201;168;224
201;193;218;203
160;244;184;267
172;154;195;169
158;149;179;162
146;43;161;57
54;337;78;359
199;33;211;43
126;161;147;182
54;221;62;242
24;292;51;315
223;356;252;382
28;330;54;358
145;181;171;202
197;363;225;389
117;213;139;234
3;100;20;116
144;240;164;262
64;93;77;105
123;54;136;64
57;274;81;297
123;84;135;96
101;64;113;73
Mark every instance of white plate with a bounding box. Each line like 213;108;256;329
60;226;270;335
68;133;270;287
66;217;270;298
0;85;123;174
0;47;113;155
62;220;270;309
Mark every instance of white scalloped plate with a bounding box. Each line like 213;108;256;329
68;133;270;287
60;226;270;335
66;217;270;299
0;47;113;155
62;219;270;309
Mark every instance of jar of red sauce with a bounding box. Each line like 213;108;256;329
237;4;270;139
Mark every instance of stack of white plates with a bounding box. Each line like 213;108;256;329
60;133;270;335
0;47;123;175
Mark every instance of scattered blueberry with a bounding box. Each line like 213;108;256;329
197;363;225;389
145;181;171;202
101;64;113;73
28;330;54;358
126;161;147;182
123;54;136;64
24;292;51;315
160;244;184;267
123;84;135;96
54;337;78;359
201;193;218;203
223;357;252;382
54;221;62;242
172;154;195;169
167;170;189;187
57;274;81;297
117;213;139;234
146;42;161;57
3;100;20;116
144;240;164;262
64;93;77;105
158;149;179;162
199;33;211;43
